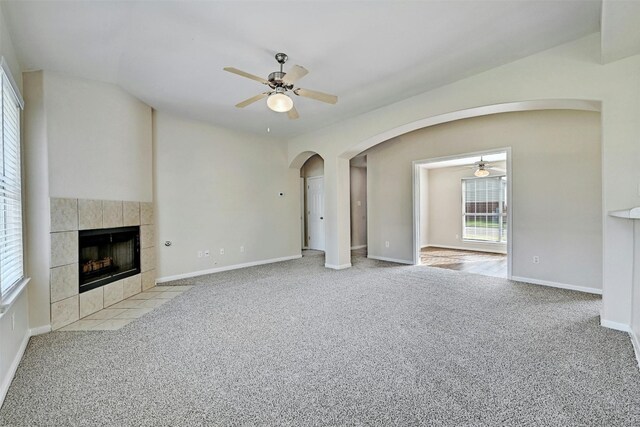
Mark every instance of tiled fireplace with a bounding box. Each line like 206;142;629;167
49;198;156;330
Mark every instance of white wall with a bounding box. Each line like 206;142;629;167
426;162;507;253
350;166;367;248
367;110;602;290
154;111;300;280
44;72;152;201
0;0;30;406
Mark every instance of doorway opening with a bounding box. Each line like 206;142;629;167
300;154;325;257
350;155;368;258
413;149;511;279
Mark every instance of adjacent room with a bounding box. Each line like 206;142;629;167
1;1;640;425
418;151;509;278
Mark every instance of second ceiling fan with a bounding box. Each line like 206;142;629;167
224;52;338;120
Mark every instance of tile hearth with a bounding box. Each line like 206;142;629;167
59;285;193;331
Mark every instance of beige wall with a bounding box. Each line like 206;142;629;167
44;72;153;202
301;154;324;178
426;161;507;253
154;111;300;280
350;166;367;248
367;110;601;290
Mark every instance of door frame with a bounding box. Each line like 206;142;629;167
412;147;512;279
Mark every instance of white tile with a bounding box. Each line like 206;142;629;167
140;202;153;225
51;295;79;330
103;280;124;307
141;248;155;273
109;299;145;309
50;231;78;268
79;287;103;318
78;199;102;230
83;308;127;320
50;198;78;232
102;200;123;228
141;270;156;291
122;275;142;299
123;201;141;226
113;308;153;319
50;263;78;303
127;292;157;300
140;225;154;249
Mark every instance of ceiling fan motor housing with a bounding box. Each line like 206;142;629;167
268;71;294;90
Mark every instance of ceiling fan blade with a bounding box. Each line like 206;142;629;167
489;167;506;172
294;88;338;104
223;67;269;85
282;65;309;85
235;92;269;108
287;106;300;120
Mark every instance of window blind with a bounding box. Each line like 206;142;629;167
462;176;507;243
0;65;24;296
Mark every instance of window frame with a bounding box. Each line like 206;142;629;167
461;175;507;244
0;56;26;311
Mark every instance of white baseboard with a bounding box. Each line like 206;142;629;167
600;319;631;332
325;263;352;270
425;244;507;255
511;275;602;295
0;329;30;408
30;325;51;336
156;255;302;283
368;255;414;265
351;245;367;250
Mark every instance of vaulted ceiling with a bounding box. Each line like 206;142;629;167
3;1;637;138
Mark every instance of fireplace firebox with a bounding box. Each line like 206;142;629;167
78;226;140;293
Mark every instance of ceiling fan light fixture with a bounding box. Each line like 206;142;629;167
474;167;490;178
267;92;293;112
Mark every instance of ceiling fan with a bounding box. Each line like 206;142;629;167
467;157;506;177
224;52;338;120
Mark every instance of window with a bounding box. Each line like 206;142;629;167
0;58;24;300
462;176;507;243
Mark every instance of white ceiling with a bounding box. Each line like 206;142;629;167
3;1;604;138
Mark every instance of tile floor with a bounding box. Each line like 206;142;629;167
59;285;193;331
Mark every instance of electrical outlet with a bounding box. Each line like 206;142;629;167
385;241;390;248
533;256;540;264
240;246;244;253
204;250;210;257
197;251;203;258
220;248;225;255
455;234;459;240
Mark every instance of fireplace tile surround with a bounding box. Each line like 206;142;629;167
49;198;156;330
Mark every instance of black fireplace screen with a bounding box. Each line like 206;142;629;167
78;226;140;293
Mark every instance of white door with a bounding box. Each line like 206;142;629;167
306;176;325;250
